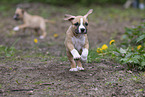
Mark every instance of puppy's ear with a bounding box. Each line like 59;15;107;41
84;9;93;18
64;14;75;21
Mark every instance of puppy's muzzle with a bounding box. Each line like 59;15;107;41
13;14;20;21
80;28;87;34
75;28;87;34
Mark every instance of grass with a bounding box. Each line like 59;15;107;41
0;38;20;57
0;84;2;89
87;49;106;63
59;56;68;61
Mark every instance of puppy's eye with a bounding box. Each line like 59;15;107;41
85;22;88;26
74;22;79;26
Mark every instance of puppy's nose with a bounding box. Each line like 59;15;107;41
81;28;85;32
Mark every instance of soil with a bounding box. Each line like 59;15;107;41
0;3;145;97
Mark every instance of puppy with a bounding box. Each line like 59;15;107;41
13;8;53;39
64;9;93;71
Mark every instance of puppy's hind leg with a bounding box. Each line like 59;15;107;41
67;51;78;71
76;60;84;71
40;23;47;39
40;29;46;39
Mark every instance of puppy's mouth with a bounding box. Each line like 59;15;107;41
14;17;20;21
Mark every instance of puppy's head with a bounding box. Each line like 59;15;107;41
64;9;93;34
13;8;25;21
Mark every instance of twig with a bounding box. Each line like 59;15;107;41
10;88;34;92
39;83;52;85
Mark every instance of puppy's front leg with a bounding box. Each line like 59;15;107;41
71;49;81;60
81;35;89;62
13;24;27;31
66;40;81;59
67;51;78;71
81;48;88;62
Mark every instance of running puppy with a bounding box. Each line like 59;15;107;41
64;9;93;71
13;8;53;39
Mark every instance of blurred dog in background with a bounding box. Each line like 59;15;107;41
13;8;54;39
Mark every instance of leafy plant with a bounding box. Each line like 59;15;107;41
0;38;20;57
122;23;145;46
90;23;145;70
119;23;145;70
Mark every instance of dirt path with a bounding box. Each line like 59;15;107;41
0;3;145;96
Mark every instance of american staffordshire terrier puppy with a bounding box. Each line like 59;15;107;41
13;8;54;39
64;9;93;71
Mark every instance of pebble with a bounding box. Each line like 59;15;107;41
27;91;33;95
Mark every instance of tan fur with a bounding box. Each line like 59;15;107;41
13;8;53;39
64;9;93;71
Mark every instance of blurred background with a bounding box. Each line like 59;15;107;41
0;0;144;47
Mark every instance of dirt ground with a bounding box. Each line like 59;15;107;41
0;3;145;97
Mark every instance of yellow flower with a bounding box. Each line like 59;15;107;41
34;38;38;43
109;40;115;45
102;44;108;50
137;45;142;50
96;48;102;53
53;33;58;38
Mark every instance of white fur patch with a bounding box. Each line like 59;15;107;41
79;18;85;33
71;49;81;59
13;26;19;31
72;35;85;51
69;68;78;71
77;66;84;71
81;48;88;62
39;35;44;39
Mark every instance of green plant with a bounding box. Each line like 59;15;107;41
0;45;15;57
59;56;68;61
119;23;145;70
91;23;145;70
122;23;145;46
0;38;20;57
0;84;2;89
119;47;145;70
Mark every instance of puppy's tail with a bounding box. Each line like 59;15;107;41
45;19;55;24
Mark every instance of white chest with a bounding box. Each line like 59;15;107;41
72;35;85;51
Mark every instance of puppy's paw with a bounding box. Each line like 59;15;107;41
13;26;19;31
81;55;87;62
81;48;88;62
77;66;84;71
39;35;44;39
71;49;81;60
74;54;81;60
69;68;78;71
